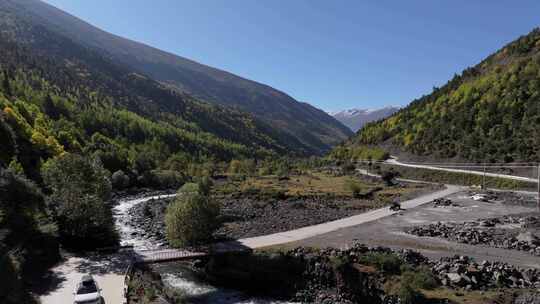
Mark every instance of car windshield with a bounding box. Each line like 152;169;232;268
76;280;98;294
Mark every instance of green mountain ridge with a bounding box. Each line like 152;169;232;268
0;7;310;181
343;28;540;163
4;0;352;155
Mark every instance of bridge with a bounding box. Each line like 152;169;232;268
125;241;251;264
130;248;208;263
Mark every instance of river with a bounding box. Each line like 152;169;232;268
113;193;296;304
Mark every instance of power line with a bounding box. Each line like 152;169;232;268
352;160;539;167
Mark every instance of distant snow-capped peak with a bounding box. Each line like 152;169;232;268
329;106;400;132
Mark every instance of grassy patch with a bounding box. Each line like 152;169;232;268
421;288;504;304
358;252;403;275
401;266;438;290
215;170;435;202
215;171;377;198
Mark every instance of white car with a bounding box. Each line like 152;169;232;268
73;275;102;304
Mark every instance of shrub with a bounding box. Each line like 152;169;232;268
177;182;200;195
401;266;438;290
165;190;220;247
7;158;24;177
329;255;349;271
341;162;356;174
195;175;213;196
54;193;118;247
111;170;130;190
41;154;118;249
397;282;424;304
151;170;184;190
42;153;111;201
136;170;184;189
345;179;364;198
358;252;403;275
381;170;398;186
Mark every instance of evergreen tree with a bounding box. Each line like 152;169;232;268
2;73;11;97
42;94;59;119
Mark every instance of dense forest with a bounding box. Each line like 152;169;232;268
0;15;316;182
0;0;352;155
344;28;540;162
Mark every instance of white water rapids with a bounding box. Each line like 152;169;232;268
113;193;296;304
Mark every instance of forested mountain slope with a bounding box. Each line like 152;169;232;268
2;0;353;154
0;9;309;182
346;28;540;162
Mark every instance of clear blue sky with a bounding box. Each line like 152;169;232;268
42;0;540;112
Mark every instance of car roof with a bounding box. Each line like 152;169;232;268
81;275;94;282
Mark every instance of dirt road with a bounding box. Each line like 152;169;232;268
238;185;462;248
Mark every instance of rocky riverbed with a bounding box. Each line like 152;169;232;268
433;255;540;289
408;213;540;256
125;195;381;246
125;186;440;246
128;242;540;304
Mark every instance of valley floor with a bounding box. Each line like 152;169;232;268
38;186;540;304
36;184;449;304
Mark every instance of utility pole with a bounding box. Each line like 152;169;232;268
537;164;540;211
482;163;486;190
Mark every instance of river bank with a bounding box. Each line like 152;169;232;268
127;243;540;304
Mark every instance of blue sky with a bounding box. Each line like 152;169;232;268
43;0;540;112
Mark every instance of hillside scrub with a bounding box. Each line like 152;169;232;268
351;28;540;163
0;23;310;190
330;145;389;162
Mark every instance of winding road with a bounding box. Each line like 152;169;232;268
386;157;538;183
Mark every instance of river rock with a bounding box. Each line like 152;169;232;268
408;214;540;256
446;273;462;284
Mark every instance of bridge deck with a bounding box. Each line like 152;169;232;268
132;248;208;263
128;242;251;264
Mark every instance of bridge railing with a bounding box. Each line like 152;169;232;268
122;257;135;304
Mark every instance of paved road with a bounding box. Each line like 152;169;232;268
238;185;462;248
38;255;128;304
386;158;538;183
